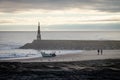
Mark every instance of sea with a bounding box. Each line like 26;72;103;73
0;31;120;60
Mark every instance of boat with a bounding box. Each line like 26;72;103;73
41;51;56;57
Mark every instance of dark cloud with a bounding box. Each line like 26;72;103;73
0;0;120;12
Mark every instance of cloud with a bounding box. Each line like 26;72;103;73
0;0;120;13
0;19;15;24
79;18;120;22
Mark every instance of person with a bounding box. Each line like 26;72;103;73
101;49;103;55
97;49;100;55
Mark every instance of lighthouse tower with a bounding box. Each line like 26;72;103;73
37;22;41;40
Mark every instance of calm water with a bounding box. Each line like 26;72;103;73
0;31;120;49
0;31;120;60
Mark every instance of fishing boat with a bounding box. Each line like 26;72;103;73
41;51;56;57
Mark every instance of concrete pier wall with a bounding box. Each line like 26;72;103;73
20;40;120;50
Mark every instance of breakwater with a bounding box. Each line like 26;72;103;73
20;40;120;50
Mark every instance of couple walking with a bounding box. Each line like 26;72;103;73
97;49;103;55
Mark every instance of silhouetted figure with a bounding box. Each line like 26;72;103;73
97;49;100;55
101;49;103;55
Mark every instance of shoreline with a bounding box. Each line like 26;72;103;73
1;50;120;62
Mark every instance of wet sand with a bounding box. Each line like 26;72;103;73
1;50;120;62
0;59;120;80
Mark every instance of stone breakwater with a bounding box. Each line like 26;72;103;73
20;40;120;50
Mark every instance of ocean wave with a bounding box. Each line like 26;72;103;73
0;43;22;50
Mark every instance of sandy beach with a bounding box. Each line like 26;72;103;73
0;59;120;80
0;50;120;80
1;50;120;62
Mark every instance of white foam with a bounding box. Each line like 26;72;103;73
0;49;82;60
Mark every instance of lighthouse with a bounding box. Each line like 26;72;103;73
37;22;41;40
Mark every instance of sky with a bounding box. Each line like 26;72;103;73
0;0;120;31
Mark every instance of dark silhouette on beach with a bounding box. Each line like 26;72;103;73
101;49;103;55
97;49;103;55
97;49;100;55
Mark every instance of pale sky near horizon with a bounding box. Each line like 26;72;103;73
0;0;120;31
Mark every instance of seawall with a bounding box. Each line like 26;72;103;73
20;40;120;50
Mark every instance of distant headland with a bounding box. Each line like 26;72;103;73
20;22;120;50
